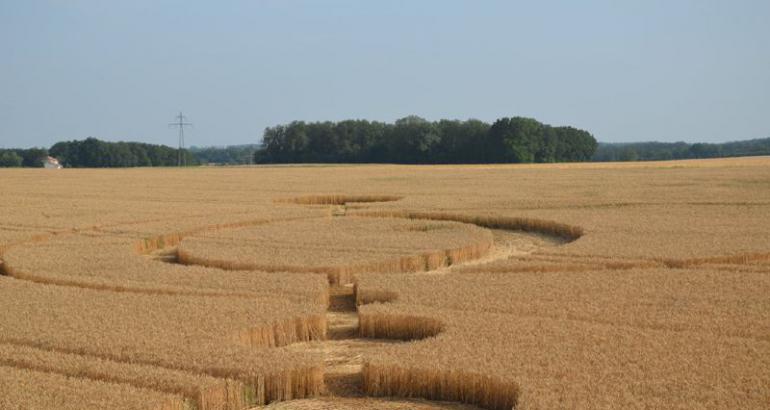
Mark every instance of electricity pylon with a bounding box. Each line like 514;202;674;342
169;112;192;166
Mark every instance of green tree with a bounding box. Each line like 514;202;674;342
50;140;80;167
488;117;544;163
262;125;289;162
306;122;339;162
388;116;440;163
19;148;48;167
0;151;23;167
553;126;597;162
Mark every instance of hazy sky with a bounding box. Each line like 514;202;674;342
1;1;768;148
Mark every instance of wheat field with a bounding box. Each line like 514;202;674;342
0;157;768;409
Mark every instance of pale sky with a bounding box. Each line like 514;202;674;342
1;0;769;148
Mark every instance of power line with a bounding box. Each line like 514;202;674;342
169;112;192;166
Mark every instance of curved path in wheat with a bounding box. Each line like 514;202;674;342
149;198;570;409
0;194;570;410
254;224;564;409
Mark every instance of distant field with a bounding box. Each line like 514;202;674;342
0;157;768;409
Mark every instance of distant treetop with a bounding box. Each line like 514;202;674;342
49;138;197;168
592;138;770;161
255;116;598;164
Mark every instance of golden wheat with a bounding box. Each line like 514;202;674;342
177;217;493;284
353;210;583;241
357;302;770;409
0;365;184;410
2;233;329;305
0;277;325;406
0;343;248;410
0;157;768;409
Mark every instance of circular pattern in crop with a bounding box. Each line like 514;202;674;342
177;217;494;284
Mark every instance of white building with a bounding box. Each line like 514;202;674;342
43;156;63;169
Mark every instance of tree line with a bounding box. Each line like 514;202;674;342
1;139;198;168
4;126;768;168
0;148;49;167
45;138;197;167
255;116;598;164
592;137;770;161
189;144;259;165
